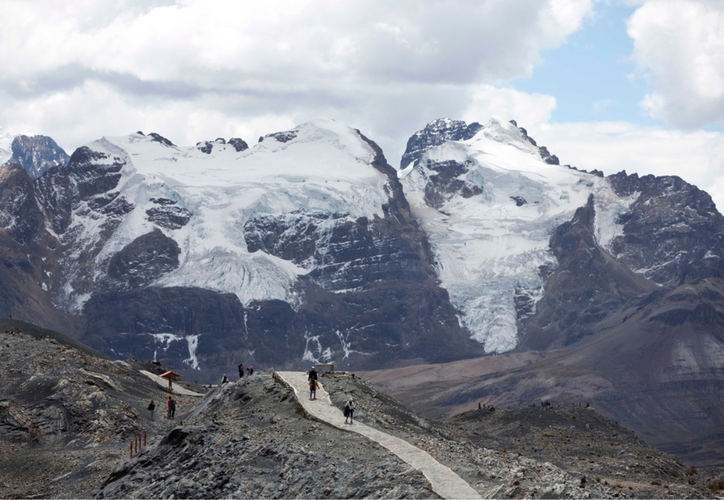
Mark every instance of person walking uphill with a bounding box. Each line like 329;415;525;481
344;398;355;424
148;400;155;421
308;366;318;384
238;363;244;379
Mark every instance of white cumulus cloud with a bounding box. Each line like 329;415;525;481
0;0;593;158
628;0;724;127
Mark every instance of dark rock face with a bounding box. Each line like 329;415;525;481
146;205;192;229
509;120;559;165
244;211;341;264
196;141;213;154
520;170;724;351
148;132;174;147
64;146;125;201
0;165;46;245
260;130;297;143
421;160;483;209
106;229;180;290
510;195;527;206
400;118;482;168
228;137;248;152
538;146;560;165
521;195;656;350
196;137;248;154
607;171;724;286
5;135;69;179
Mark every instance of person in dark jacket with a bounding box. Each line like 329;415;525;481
308;366;318;383
344;398;355;424
238;363;244;379
147;400;155;421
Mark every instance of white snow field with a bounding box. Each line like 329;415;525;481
399;117;635;354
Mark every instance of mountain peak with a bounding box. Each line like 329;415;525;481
400;118;483;168
2;135;69;178
257;118;375;163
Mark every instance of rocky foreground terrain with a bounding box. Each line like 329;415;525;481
2;319;724;498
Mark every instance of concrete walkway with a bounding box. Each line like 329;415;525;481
275;371;482;500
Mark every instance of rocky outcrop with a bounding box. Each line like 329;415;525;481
400;118;482;168
607;171;724;286
4;135;69;179
421;159;483;209
106;229;180;290
520;195;656;350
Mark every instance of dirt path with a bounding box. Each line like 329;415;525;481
275;370;484;499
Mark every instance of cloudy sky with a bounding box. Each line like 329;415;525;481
1;0;724;207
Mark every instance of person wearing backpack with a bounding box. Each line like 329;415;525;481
343;398;355;424
147;400;155;421
309;378;319;400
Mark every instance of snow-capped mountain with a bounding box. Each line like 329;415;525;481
1;115;723;387
399;117;636;353
53;119;397;310
0;131;69;178
2;116;724;465
400;117;724;354
0;118;481;379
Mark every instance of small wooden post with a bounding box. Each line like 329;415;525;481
143;430;147;447
159;370;182;394
130;440;133;458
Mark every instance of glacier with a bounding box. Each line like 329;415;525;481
399;117;636;353
60;118;395;311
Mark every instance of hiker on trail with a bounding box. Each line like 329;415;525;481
309;378;319;400
221;374;229;384
170;398;177;419
148;400;155;421
167;396;173;419
238;363;244;379
248;366;254;376
344;398;355;424
308;366;318;383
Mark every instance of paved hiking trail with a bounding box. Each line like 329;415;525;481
275;371;483;500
